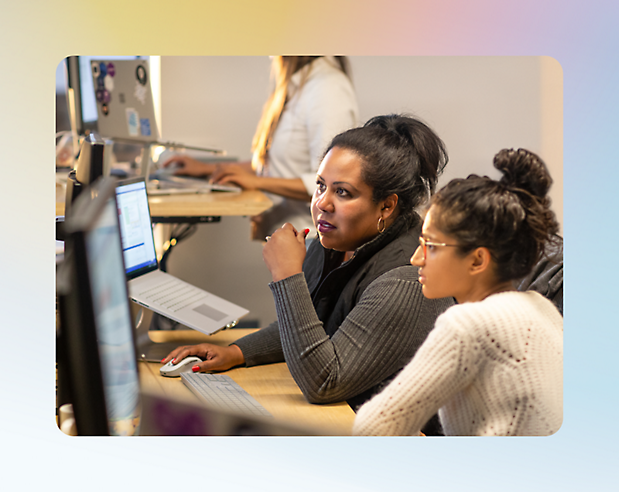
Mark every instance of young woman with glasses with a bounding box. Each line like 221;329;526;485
353;148;563;436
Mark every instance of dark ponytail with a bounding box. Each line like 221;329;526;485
325;114;448;222
431;148;559;282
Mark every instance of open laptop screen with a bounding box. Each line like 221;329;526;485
115;179;158;278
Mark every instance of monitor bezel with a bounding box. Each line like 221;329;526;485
57;177;141;436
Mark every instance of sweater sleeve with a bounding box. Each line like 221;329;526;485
231;321;285;366
352;310;478;436
268;267;432;404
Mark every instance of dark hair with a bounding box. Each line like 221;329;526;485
431;148;559;282
324;114;448;221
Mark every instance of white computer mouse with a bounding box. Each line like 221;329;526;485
159;356;203;377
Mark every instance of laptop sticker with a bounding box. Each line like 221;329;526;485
126;108;139;136
134;81;147;105
136;65;148;85
140;118;152;137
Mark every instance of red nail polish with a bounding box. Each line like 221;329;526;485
192;366;200;372
304;228;310;236
161;358;166;363
172;358;176;364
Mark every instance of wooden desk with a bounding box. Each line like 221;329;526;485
139;329;356;435
56;181;272;218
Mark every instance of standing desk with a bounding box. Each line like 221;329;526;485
139;329;356;435
56;182;273;220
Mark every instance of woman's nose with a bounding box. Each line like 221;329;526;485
315;192;334;213
411;246;424;266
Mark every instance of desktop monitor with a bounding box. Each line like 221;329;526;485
57;177;141;436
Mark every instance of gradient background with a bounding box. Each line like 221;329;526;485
1;0;616;490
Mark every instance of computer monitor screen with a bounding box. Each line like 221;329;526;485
115;178;158;278
58;177;141;436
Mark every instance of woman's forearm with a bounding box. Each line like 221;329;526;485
269;269;432;404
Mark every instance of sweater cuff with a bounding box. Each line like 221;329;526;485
231;322;285;367
268;272;325;346
268;272;313;318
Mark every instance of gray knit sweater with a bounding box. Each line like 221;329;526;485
234;266;452;405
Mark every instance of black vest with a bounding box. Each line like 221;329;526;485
302;215;421;410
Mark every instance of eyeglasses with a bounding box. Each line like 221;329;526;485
418;236;460;259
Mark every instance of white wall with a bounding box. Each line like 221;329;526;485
161;56;272;158
349;56;562;226
159;56;563;327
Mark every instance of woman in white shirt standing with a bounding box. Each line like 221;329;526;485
353;148;563;436
163;56;358;239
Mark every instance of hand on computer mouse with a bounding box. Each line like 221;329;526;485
161;343;245;373
159;356;203;377
160;155;215;177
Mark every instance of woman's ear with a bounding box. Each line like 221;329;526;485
469;247;492;276
381;194;399;220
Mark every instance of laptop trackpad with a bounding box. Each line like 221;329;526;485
193;304;227;321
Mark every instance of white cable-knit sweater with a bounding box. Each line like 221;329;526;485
353;291;563;436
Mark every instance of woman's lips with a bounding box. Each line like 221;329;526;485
317;220;336;234
417;269;425;284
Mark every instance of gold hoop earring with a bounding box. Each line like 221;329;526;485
377;217;385;234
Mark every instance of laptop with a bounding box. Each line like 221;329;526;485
90;59;238;193
114;177;248;336
147;173;242;195
90;59;159;143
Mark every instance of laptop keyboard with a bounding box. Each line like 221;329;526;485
138;277;208;312
181;373;272;417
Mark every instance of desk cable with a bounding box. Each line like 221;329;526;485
159;223;197;273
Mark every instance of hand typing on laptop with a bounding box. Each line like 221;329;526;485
208;163;260;190
161;154;253;179
161;343;245;374
161;154;216;177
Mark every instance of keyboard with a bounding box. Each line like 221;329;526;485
148;174;241;194
181;373;272;418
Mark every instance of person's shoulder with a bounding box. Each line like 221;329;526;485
484;290;557;313
518;290;564;321
304;58;353;90
447;291;527;317
373;265;418;283
442;291;561;328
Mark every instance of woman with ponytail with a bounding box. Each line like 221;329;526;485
164;115;454;419
354;148;563;436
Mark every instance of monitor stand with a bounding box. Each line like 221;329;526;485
131;303;182;362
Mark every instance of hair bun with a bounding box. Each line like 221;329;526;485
493;148;552;200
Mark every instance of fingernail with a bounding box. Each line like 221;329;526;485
161;358;166;363
303;228;310;236
192;366;200;372
172;358;176;364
